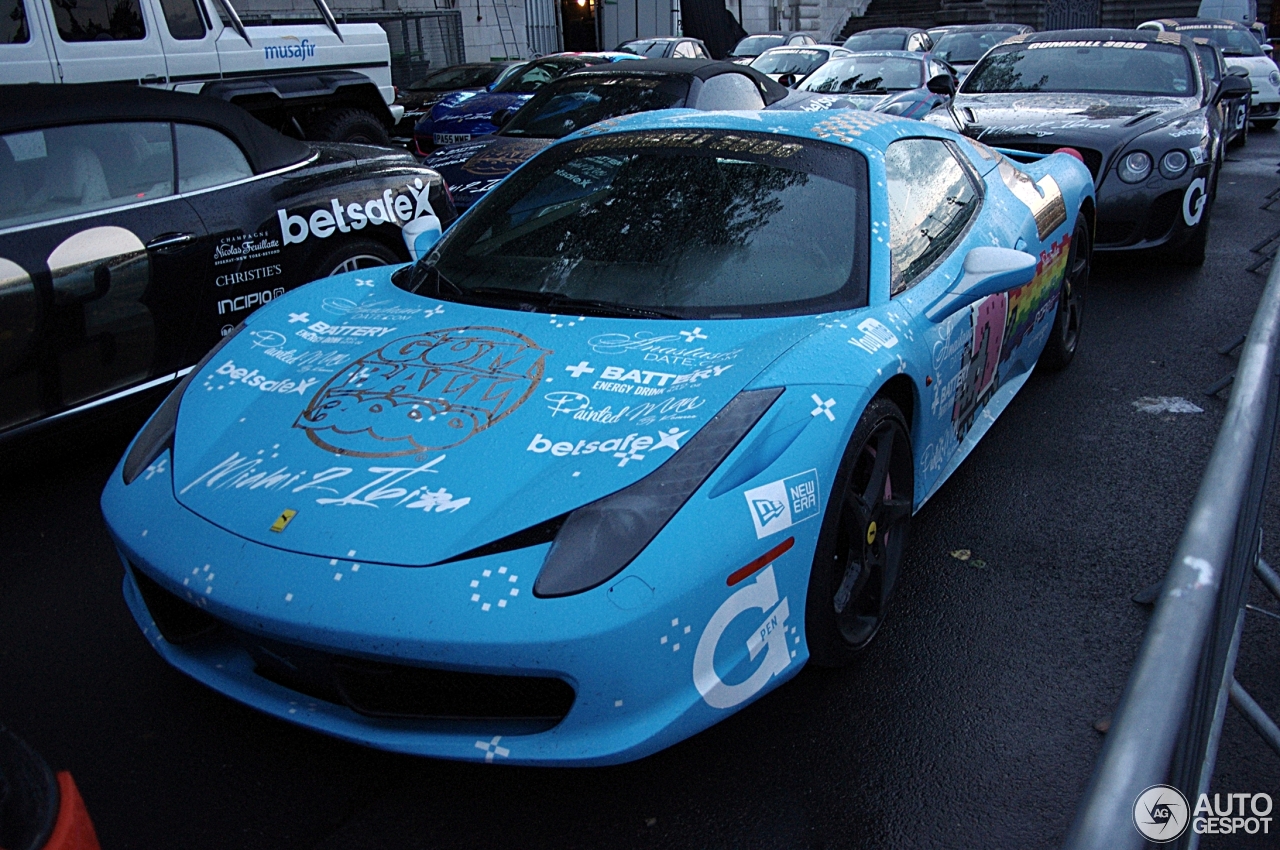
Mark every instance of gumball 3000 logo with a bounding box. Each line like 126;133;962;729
694;566;792;709
295;326;549;458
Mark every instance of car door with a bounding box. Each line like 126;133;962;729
33;0;168;83
152;0;222;90
0;0;58;83
0;121;209;434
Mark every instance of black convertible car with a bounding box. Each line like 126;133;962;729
930;29;1249;264
0;85;454;441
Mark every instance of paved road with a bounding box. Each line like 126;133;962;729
4;134;1280;850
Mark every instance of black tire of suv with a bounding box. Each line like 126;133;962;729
310;108;390;145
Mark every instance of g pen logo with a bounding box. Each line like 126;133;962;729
1134;785;1190;843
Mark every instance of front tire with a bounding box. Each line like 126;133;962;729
305;238;401;281
805;397;913;667
310;108;391;146
1041;214;1091;370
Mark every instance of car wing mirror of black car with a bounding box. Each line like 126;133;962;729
777;72;797;88
1215;75;1252;103
1228;65;1251;77
926;73;957;97
491;107;512;128
923;247;1037;323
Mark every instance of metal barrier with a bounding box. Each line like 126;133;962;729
1063;244;1280;848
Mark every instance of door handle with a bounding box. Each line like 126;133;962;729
146;232;196;252
140;74;168;85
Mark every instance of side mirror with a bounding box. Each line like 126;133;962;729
924;247;1037;323
778;72;797;88
1214;75;1251;103
402;212;443;262
926;73;957;97
1228;65;1250;77
490;107;512;128
1264;43;1274;55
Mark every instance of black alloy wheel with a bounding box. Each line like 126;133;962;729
806;397;913;667
1042;213;1091;370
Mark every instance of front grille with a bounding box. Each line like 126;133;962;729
128;563;574;726
995;142;1104;181
1144;190;1183;241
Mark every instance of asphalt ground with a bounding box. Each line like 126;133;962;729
4;133;1280;850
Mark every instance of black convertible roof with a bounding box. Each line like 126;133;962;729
564;58;791;104
0;83;312;174
1017;28;1196;49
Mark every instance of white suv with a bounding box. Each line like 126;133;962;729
0;0;405;143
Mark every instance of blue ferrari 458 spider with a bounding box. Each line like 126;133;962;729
102;109;1094;765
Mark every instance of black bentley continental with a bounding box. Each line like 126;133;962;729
0;84;454;441
930;29;1250;265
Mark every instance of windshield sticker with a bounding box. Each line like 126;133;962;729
296;326;549;458
1026;40;1148;50
812;110;896;143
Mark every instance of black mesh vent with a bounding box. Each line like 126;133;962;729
1144;190;1184;241
130;562;220;644
995;143;1104;180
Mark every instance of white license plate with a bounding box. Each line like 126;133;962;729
434;133;471;145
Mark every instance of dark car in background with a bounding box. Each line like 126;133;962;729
1193;37;1252;146
841;27;933;53
727;31;817;63
618;37;711;58
776;51;957;119
423;59;789;210
413;53;643;153
1138;18;1280;128
749;44;851;86
933;29;1250;265
0;84;454;441
392;62;522;140
928;23;1034;81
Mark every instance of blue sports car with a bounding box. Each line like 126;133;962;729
413;53;643;153
102;109;1094;766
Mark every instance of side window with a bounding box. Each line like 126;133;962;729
695;42;710;58
158;0;205;39
884;138;980;295
674;40;696;58
176;124;253;192
2;0;29;43
52;0;146;41
696;73;766;110
0;122;174;229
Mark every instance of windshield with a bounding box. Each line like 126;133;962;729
964;41;1198;97
404;130;869;318
750;49;829;76
798;56;924;93
622;39;668;57
410;65;504;91
502;76;688;139
1172;24;1263;56
932;31;1011;64
494;60;588;94
733;35;785;56
842;32;909;51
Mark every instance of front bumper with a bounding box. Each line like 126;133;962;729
1093;163;1213;253
102;449;814;766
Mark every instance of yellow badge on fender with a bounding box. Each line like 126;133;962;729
270;509;297;533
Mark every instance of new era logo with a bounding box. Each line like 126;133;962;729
744;470;821;539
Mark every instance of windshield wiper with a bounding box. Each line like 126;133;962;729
469;286;684;319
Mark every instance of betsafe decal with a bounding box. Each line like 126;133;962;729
296;326;550;458
277;179;438;246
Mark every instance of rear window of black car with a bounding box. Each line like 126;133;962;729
494;60;589;94
502;76;688;140
405;130;869;318
963;41;1198;97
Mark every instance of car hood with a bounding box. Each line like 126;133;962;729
424;135;552;208
432;92;532;126
770;89;912;112
954;92;1197;155
171;272;815;566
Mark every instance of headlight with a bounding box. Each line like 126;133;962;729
1269;69;1279;87
533;387;783;597
1117;151;1152;184
1159;150;1189;179
122;324;244;484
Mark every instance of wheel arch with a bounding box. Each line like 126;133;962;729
871;373;916;437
